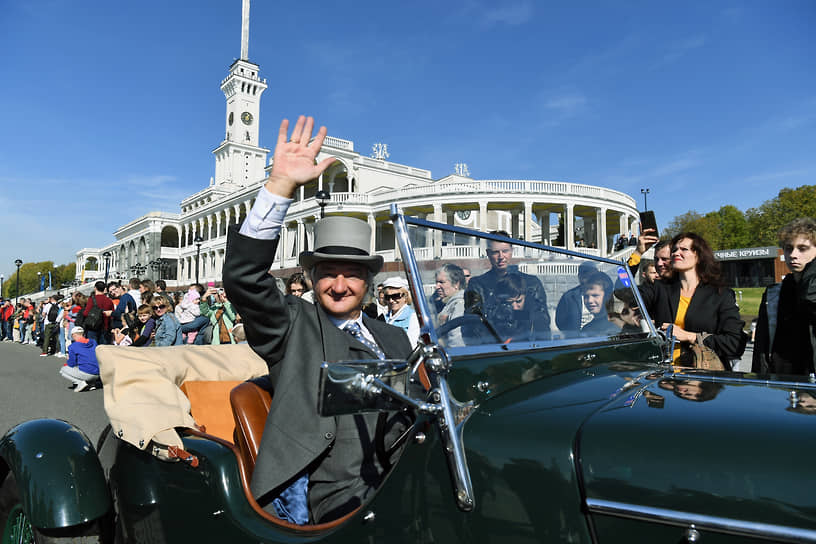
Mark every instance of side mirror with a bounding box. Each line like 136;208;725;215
318;360;419;416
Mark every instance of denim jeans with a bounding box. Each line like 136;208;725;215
86;329;109;345
58;326;67;355
18;322;28;342
181;316;210;345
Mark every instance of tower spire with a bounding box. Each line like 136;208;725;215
240;0;250;60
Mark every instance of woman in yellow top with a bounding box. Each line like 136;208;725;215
638;232;745;368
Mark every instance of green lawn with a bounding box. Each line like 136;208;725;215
733;286;764;325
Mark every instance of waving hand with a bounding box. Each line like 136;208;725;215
265;115;337;199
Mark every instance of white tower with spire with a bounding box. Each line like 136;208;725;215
212;0;269;186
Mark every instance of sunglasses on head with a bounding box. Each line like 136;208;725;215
152;304;167;310
384;292;405;302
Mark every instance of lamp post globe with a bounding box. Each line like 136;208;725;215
14;259;22;306
315;190;331;219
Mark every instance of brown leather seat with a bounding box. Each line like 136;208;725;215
230;381;273;478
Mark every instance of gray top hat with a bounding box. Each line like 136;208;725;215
299;216;384;273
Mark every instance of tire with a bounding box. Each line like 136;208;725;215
0;472;103;544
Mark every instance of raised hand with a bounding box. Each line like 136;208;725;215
265;116;337;198
637;228;660;255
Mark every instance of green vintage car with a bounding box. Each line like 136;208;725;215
2;208;815;543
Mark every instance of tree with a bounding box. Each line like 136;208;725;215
716;205;750;250
747;185;816;245
665;210;721;247
3;261;77;299
666;184;816;250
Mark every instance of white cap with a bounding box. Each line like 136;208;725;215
382;277;409;290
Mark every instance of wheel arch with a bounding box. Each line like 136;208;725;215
0;418;111;529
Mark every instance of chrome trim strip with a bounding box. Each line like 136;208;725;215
667;371;816;390
586;498;816;543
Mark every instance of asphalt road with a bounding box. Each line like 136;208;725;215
0;335;757;447
0;340;109;445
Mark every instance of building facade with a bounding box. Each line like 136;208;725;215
75;2;640;287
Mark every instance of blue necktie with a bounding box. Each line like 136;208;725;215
344;322;386;360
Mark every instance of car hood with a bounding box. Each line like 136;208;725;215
578;372;816;537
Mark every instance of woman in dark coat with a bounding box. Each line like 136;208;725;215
639;232;744;367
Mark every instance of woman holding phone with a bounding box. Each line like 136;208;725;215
638;232;744;368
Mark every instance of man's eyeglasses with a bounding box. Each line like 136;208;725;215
384;293;405;302
152;304;167;310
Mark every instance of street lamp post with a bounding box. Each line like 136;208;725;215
149;259;162;280
194;235;204;285
315;190;331;219
640;188;650;211
102;251;112;283
14;259;22;306
37;271;42;293
0;274;4;298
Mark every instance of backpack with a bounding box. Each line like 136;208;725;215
47;304;59;323
83;295;104;331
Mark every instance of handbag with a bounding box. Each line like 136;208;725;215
676;333;725;371
215;308;232;344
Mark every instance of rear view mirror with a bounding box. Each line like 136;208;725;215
318;360;416;416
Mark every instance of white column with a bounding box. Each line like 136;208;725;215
598;207;607;255
296;220;305;255
524;201;533;243
367;214;377;256
433;204;443;259
279;225;288;268
479;202;488;232
565;203;574;249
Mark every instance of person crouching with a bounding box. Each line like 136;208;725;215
60;326;100;392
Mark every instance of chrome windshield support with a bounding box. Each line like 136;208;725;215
390;204;476;512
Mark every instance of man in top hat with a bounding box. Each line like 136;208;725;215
224;116;413;525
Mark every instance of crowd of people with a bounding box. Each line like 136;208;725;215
2;113;814;528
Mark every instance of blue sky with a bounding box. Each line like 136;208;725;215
1;0;814;278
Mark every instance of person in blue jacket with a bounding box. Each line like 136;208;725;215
60;326;100;392
152;293;183;346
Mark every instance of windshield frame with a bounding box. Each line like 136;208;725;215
389;204;658;354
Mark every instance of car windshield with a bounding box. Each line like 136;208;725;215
400;217;652;354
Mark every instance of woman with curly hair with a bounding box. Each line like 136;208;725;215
639;232;744;368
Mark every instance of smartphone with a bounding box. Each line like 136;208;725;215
639;210;658;237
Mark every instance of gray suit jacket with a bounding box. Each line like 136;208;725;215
224;228;412;522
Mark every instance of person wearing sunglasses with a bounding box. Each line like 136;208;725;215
151;294;183;346
381;276;420;346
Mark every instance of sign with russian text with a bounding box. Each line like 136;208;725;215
714;246;778;261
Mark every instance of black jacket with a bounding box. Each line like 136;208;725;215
639;279;745;362
752;259;816;376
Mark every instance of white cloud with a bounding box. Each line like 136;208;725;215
480;1;534;26
654;35;706;68
544;94;587;114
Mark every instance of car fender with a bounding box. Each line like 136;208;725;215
0;418;111;529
